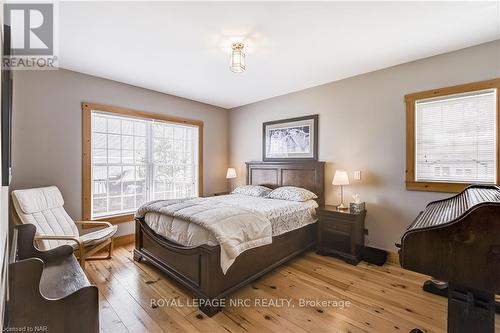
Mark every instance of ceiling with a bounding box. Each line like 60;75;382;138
59;2;500;109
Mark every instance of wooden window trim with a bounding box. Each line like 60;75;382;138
405;78;500;193
82;102;204;224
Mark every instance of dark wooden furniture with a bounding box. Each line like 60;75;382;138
213;191;230;196
245;161;325;204
316;205;365;265
6;224;99;333
134;161;324;316
398;185;500;333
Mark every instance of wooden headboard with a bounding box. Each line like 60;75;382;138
246;161;325;206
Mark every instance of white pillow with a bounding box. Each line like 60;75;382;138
232;185;272;197
266;186;318;202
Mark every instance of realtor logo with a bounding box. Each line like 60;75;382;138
3;3;58;69
5;3;53;55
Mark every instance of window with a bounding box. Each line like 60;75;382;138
416;90;497;183
406;79;500;192
83;103;203;222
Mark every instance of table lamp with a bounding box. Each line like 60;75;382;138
226;167;237;191
332;170;349;210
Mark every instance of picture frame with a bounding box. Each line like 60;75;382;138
262;114;318;162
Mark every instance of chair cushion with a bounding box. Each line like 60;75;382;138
12;186;79;250
12;186;64;214
77;225;118;248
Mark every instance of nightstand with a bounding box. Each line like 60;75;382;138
213;192;230;196
316;205;366;265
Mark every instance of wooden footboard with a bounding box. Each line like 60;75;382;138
134;218;317;316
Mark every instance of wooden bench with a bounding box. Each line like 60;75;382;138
6;224;99;333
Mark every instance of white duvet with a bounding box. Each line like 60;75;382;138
137;194;318;273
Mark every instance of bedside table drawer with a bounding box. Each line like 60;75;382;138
316;206;365;265
320;224;351;254
321;219;351;234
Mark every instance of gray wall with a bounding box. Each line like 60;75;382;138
12;69;229;235
11;41;500;244
229;40;500;251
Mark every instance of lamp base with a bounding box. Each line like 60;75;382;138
337;203;348;210
336;185;349;210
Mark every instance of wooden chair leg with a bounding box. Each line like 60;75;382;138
79;246;86;268
79;239;114;261
108;240;114;259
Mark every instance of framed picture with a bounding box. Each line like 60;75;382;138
262;114;318;161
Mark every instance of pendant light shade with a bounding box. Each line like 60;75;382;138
230;42;245;73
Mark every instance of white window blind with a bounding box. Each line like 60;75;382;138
91;111;199;218
415;89;497;184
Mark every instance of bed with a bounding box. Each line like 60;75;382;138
133;161;325;316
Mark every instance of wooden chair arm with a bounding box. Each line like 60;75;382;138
74;220;112;228
34;235;84;262
35;235;83;249
35;235;81;243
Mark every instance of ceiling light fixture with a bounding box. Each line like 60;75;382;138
230;42;245;73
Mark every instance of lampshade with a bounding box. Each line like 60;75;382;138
230;42;245;73
226;168;237;179
332;170;349;186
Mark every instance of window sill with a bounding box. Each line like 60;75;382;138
405;181;473;193
91;213;135;225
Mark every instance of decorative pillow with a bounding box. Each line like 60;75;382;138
231;185;272;197
266;186;318;202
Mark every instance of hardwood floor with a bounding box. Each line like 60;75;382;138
86;243;500;333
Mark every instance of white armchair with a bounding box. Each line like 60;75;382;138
11;186;117;268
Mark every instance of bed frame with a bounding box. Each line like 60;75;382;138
133;161;325;316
